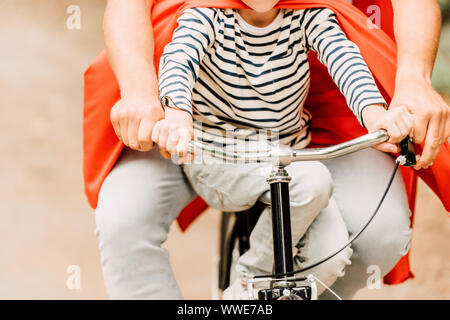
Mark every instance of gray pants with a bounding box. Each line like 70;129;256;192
95;147;412;299
183;159;353;295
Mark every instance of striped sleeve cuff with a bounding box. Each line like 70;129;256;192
161;96;193;116
358;98;388;129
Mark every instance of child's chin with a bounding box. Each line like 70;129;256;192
246;0;279;13
255;7;277;13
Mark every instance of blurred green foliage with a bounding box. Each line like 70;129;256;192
440;0;450;21
433;1;450;92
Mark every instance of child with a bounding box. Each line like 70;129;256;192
153;0;413;298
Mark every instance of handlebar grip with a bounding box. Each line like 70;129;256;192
399;137;416;166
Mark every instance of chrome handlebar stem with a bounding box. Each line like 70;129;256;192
188;130;388;167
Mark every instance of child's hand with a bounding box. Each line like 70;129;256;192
362;104;414;153
152;107;194;163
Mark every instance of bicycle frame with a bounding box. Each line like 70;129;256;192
188;130;413;300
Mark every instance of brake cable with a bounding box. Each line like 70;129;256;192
254;137;416;280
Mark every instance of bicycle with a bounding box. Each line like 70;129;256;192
188;130;416;300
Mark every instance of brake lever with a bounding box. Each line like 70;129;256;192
396;137;416;167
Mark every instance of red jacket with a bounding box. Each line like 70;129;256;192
83;0;450;285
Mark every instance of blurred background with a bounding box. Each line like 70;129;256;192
0;0;448;299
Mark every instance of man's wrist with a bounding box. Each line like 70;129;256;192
395;62;433;86
118;62;160;99
119;92;164;114
120;83;160;101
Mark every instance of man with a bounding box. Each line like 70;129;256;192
91;0;449;299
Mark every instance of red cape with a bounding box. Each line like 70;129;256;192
83;0;450;285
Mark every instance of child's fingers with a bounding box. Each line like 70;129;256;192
373;142;400;154
166;130;180;154
382;121;402;143
157;125;169;150
178;153;194;164
159;148;172;160
151;121;161;144
176;128;192;156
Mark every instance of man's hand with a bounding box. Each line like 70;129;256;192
152;108;194;163
110;96;164;151
104;0;165;153
362;104;414;153
391;0;449;170
390;77;450;170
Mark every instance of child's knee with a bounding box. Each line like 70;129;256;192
314;246;353;296
288;161;333;210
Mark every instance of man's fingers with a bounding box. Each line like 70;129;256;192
438;107;447;145
385;122;402;143
413;155;422;170
137;118;155;151
110;107;122;142
417;116;440;168
386;107;412;143
420;143;440;170
120;119;129;146
111;120;122;142
399;108;414;135
393;119;410;142
444;108;450;142
127;119;140;150
411;114;428;144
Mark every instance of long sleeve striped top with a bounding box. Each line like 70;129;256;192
159;7;386;148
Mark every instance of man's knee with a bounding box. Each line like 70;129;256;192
375;216;412;272
94;148;193;249
95;171;178;249
354;205;412;275
95;194;171;251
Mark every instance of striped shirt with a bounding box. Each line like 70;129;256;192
159;8;386;147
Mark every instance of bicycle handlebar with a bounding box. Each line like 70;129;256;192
188;130;388;166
